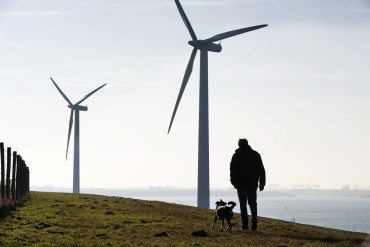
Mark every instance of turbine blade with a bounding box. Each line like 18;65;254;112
203;24;268;43
168;48;197;134
50;77;73;105
76;83;107;105
66;109;74;160
174;0;197;41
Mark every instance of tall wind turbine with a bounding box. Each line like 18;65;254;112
50;77;106;194
168;0;268;208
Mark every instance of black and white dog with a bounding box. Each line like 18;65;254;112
211;199;237;232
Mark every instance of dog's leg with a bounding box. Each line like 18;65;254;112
220;219;224;231
211;216;217;230
226;218;232;232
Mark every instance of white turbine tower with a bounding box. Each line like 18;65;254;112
50;77;107;194
168;0;268;208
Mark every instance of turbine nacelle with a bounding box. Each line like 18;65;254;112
188;40;222;53
68;105;88;111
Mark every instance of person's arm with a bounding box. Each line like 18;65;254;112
230;154;237;186
257;154;266;191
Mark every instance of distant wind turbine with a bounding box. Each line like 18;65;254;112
168;0;268;208
50;77;107;194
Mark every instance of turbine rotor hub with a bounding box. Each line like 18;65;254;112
188;40;222;53
68;105;88;111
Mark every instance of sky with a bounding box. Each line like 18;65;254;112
0;0;370;190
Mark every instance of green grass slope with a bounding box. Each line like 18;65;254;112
0;192;368;247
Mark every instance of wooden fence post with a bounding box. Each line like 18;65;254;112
6;147;11;199
0;143;5;200
21;160;25;199
26;167;30;194
12;151;17;201
20;161;24;198
16;155;21;200
19;159;23;199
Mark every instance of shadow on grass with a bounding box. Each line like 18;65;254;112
256;229;364;245
362;234;370;247
0;197;29;221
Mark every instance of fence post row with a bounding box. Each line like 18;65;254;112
0;143;30;207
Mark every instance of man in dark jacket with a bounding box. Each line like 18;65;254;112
230;138;266;231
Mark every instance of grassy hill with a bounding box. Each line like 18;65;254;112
0;192;368;247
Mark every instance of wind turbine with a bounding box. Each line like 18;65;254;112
50;77;106;194
168;0;268;208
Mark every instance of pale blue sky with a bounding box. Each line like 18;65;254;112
0;0;370;189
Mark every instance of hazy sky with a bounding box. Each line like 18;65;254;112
1;0;370;189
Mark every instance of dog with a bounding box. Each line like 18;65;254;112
211;199;237;232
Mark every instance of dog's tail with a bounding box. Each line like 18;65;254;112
228;201;237;210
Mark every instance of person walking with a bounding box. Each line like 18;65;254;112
230;138;266;231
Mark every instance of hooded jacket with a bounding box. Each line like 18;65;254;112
230;145;266;188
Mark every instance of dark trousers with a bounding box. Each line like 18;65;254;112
237;186;258;229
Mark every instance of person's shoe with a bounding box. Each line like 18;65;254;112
251;221;257;231
241;226;249;233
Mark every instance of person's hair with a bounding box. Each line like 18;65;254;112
238;138;248;148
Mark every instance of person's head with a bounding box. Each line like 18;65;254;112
238;138;249;148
